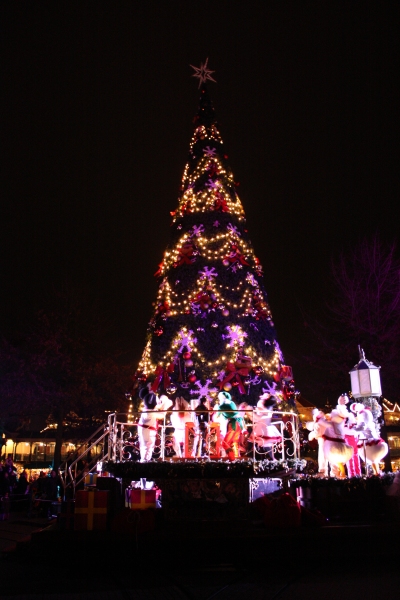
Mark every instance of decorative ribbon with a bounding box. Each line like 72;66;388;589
157;301;170;314
137;423;157;432
151;364;174;392
322;434;346;443
175;242;196;267
255;434;282;444
223;244;250;266
219;360;251;395
357;438;385;448
154;262;164;277
192;292;211;310
214;194;229;212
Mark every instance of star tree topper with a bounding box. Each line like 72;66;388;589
190;58;216;87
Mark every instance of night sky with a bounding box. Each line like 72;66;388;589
2;2;399;404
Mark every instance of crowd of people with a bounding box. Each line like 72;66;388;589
0;456;64;519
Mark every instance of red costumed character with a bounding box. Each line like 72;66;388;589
215;391;245;460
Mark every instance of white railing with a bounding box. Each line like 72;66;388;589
107;409;300;463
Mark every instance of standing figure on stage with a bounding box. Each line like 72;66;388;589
322;411;354;478
193;397;210;457
215;391;245;461
251;394;282;458
170;397;192;457
351;402;388;475
336;394;361;477
211;395;228;457
138;389;158;462
306;409;329;477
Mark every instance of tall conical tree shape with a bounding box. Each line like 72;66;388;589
135;84;294;409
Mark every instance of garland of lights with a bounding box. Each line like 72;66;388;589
133;81;298;409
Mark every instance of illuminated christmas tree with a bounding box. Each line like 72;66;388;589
134;63;295;410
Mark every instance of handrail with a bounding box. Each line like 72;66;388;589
61;427;109;498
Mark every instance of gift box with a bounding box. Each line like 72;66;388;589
125;489;156;510
96;476;123;514
84;473;98;487
74;490;109;531
111;507;156;534
252;492;301;528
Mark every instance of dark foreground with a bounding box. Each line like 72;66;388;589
1;506;400;600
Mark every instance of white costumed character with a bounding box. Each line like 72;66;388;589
252;394;282;449
155;393;173;418
306;409;329;477
351;402;388;475
323;410;354;478
170;397;192;457
138;390;159;462
336;394;361;477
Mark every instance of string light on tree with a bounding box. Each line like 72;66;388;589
132;61;296;410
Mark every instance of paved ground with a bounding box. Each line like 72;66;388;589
0;511;55;555
1;509;400;599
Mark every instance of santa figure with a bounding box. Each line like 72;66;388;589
336;394;361;477
215;391;245;460
351;402;388;475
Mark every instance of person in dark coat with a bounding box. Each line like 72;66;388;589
16;469;29;494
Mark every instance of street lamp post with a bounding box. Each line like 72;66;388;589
349;346;382;400
349;346;391;473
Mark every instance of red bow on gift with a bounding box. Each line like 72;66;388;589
151;364;175;392
219;360;251;395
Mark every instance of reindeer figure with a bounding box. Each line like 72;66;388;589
351;402;388;475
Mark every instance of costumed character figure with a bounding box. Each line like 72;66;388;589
322;411;354;478
170;397;192;457
306;409;329;477
351;402;388;475
138;389;159;462
251;394;282;459
156;394;173;418
155;393;173;456
238;402;253;455
336;394;361;477
215;391;245;461
193;397;210;457
211;396;228;457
